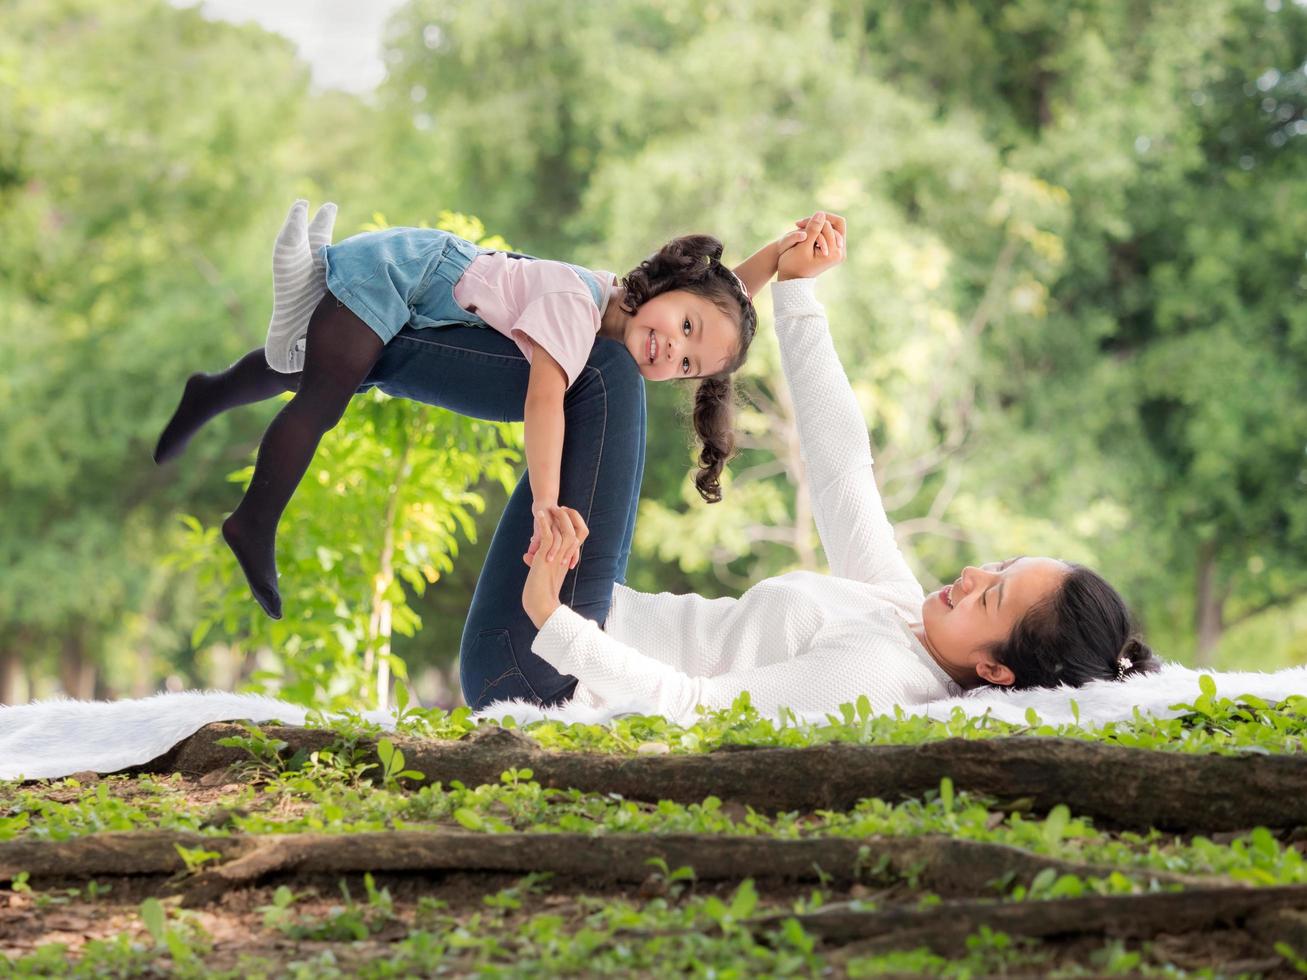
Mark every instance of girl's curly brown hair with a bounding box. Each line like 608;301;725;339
621;234;757;503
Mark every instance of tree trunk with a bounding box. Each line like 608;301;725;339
368;425;412;713
0;638;28;706
1195;541;1226;667
123;600;162;699
59;631;97;700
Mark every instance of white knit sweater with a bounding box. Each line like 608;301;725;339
531;278;960;723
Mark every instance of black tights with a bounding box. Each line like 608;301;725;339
153;351;299;464
155;294;382;618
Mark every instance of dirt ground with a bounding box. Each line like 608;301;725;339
4;759;1307;977
2;873;1297;977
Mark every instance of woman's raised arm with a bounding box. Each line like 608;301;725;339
772;217;922;595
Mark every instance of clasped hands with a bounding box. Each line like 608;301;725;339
779;211;846;281
521;503;589;629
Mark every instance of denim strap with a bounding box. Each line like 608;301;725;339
502;251;607;310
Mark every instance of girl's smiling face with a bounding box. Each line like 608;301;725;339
920;556;1070;686
622;289;742;382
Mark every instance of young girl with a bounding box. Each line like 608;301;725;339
154;201;808;620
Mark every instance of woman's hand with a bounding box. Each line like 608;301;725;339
524;501;582;571
522;506;589;629
777;212;846;281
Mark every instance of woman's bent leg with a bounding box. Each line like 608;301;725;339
458;341;646;709
223;294;383;618
359;325;647;707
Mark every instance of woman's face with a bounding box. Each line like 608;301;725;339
920;556;1070;686
623;289;740;382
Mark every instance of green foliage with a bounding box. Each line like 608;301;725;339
2;0;1303;704
2;876;1229;978
1277;942;1307;975
375;738;426;788
139;896;205;966
383;688;1307;758
4;700;1307;977
0;0;318;694
848;928;1057;978
214;720;291;774
261;873;397;942
644;855;698;899
167;212;523;710
173;843;222;875
257;885;300;932
377;0;1307;672
8;748;1307;893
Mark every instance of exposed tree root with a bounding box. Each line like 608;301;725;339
0;830;248;878
140;723;1307;831
748;884;1307;955
0;829;1220;908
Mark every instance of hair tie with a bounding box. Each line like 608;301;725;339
1115;656;1133;681
729;268;750;300
710;256;751;301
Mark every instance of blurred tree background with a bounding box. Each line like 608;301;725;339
1;0;1303;708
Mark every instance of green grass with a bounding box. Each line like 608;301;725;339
361;684;1307;758
4;688;1307;977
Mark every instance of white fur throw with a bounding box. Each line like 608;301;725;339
2;662;1304;781
0;692;392;781
474;662;1307;727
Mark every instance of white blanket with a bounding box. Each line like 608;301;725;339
2;663;1304;781
0;692;393;781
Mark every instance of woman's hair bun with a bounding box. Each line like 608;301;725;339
1117;636;1160;678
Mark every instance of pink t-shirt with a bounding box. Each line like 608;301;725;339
453;253;616;389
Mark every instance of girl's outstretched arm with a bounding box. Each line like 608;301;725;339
732;223;811;299
524;347;567;505
523;348;578;564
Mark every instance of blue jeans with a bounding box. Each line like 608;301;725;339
360;323;647;708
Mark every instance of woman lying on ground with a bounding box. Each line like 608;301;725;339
511;214;1159;721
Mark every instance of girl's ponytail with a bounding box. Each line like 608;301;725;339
692;376;735;504
623;233;757;504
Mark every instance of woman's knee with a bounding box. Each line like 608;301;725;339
460;625;573;708
574;338;645;419
588;337;643;387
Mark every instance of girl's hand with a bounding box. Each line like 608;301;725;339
524;502;582;570
774;225;809;256
522;507;590;628
778;212;846;280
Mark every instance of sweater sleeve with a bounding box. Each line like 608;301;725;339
771;279;922;595
532;605;926;725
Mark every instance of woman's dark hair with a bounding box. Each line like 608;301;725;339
621;234;757;503
989;564;1160;689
